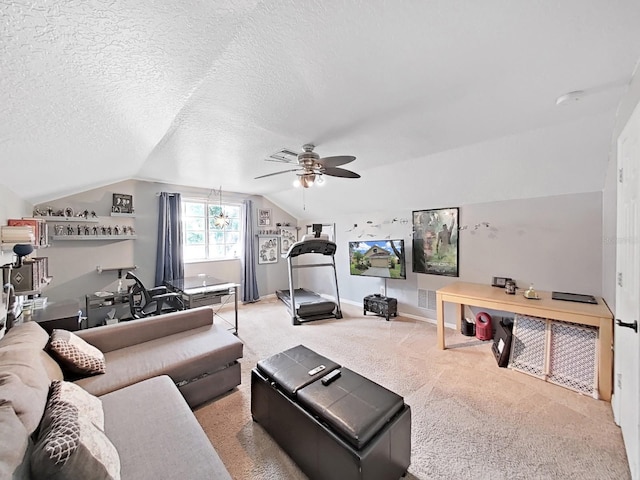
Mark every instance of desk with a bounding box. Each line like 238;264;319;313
436;282;614;401
165;276;239;335
29;299;84;333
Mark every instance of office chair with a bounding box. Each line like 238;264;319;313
125;271;185;319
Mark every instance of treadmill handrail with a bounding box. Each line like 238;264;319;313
286;238;337;258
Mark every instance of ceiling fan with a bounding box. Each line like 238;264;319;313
255;144;360;188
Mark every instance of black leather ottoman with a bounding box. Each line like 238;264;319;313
251;345;411;480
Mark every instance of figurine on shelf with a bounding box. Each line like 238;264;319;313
84;225;91;235
55;225;64;236
67;225;75;235
77;225;82;235
107;226;112;235
47;206;54;216
90;211;97;218
113;225;120;235
92;225;98;235
101;226;107;235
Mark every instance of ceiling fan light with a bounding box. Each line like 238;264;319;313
316;175;325;186
293;178;301;188
301;173;315;188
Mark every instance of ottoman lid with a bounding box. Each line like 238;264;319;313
256;345;340;396
297;368;404;449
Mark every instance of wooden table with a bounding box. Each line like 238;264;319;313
436;282;614;401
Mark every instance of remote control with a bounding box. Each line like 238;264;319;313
321;369;341;385
308;365;326;376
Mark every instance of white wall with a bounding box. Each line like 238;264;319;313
299;192;603;323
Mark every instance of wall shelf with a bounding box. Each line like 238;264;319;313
110;213;136;218
96;265;137;274
42;217;99;223
50;235;137;241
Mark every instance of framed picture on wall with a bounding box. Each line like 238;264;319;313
258;235;278;264
279;226;297;254
112;193;133;213
258;208;272;227
412;207;459;277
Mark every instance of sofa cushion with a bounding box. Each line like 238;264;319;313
38;350;64;382
74;324;242;397
100;375;231;480
42;380;104;432
48;330;106;375
0;321;50;350
0;400;30;480
31;400;120;480
0;350;51;434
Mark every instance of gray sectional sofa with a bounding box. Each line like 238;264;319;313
0;305;243;479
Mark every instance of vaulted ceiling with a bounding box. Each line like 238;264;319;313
2;1;640;219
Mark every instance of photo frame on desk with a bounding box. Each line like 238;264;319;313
257;208;272;227
258;235;278;264
112;193;133;214
412;207;459;277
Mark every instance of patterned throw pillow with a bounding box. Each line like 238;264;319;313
30;400;120;480
42;380;104;432
48;330;106;376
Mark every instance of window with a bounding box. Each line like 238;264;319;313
182;199;242;261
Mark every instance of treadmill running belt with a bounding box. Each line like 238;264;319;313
276;288;337;318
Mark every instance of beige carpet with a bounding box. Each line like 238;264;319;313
195;297;630;479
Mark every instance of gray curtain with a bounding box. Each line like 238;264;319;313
155;192;184;286
241;199;259;302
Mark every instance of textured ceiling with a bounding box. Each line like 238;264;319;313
2;1;640;219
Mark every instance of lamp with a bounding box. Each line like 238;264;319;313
293;173;317;188
212;186;230;229
13;244;34;268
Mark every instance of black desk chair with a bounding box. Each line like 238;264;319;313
125;272;185;319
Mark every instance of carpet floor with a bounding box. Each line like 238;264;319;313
194;297;630;479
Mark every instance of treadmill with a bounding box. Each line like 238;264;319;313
276;226;343;325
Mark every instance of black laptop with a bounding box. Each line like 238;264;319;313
551;291;598;304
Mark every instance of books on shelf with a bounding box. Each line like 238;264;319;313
4;218;48;246
1;225;35;244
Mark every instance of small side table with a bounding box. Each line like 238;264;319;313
363;294;398;321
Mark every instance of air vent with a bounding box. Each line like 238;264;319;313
418;289;437;310
266;148;298;163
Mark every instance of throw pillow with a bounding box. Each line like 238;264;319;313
30;401;120;480
42;380;104;431
48;330;106;376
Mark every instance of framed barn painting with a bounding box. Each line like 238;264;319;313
412;207;459;277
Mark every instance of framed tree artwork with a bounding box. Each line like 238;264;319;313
279;226;297;254
412;207;459;276
258;235;278;264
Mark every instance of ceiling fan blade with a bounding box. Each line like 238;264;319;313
254;168;302;179
317;155;356;168
321;167;361;179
